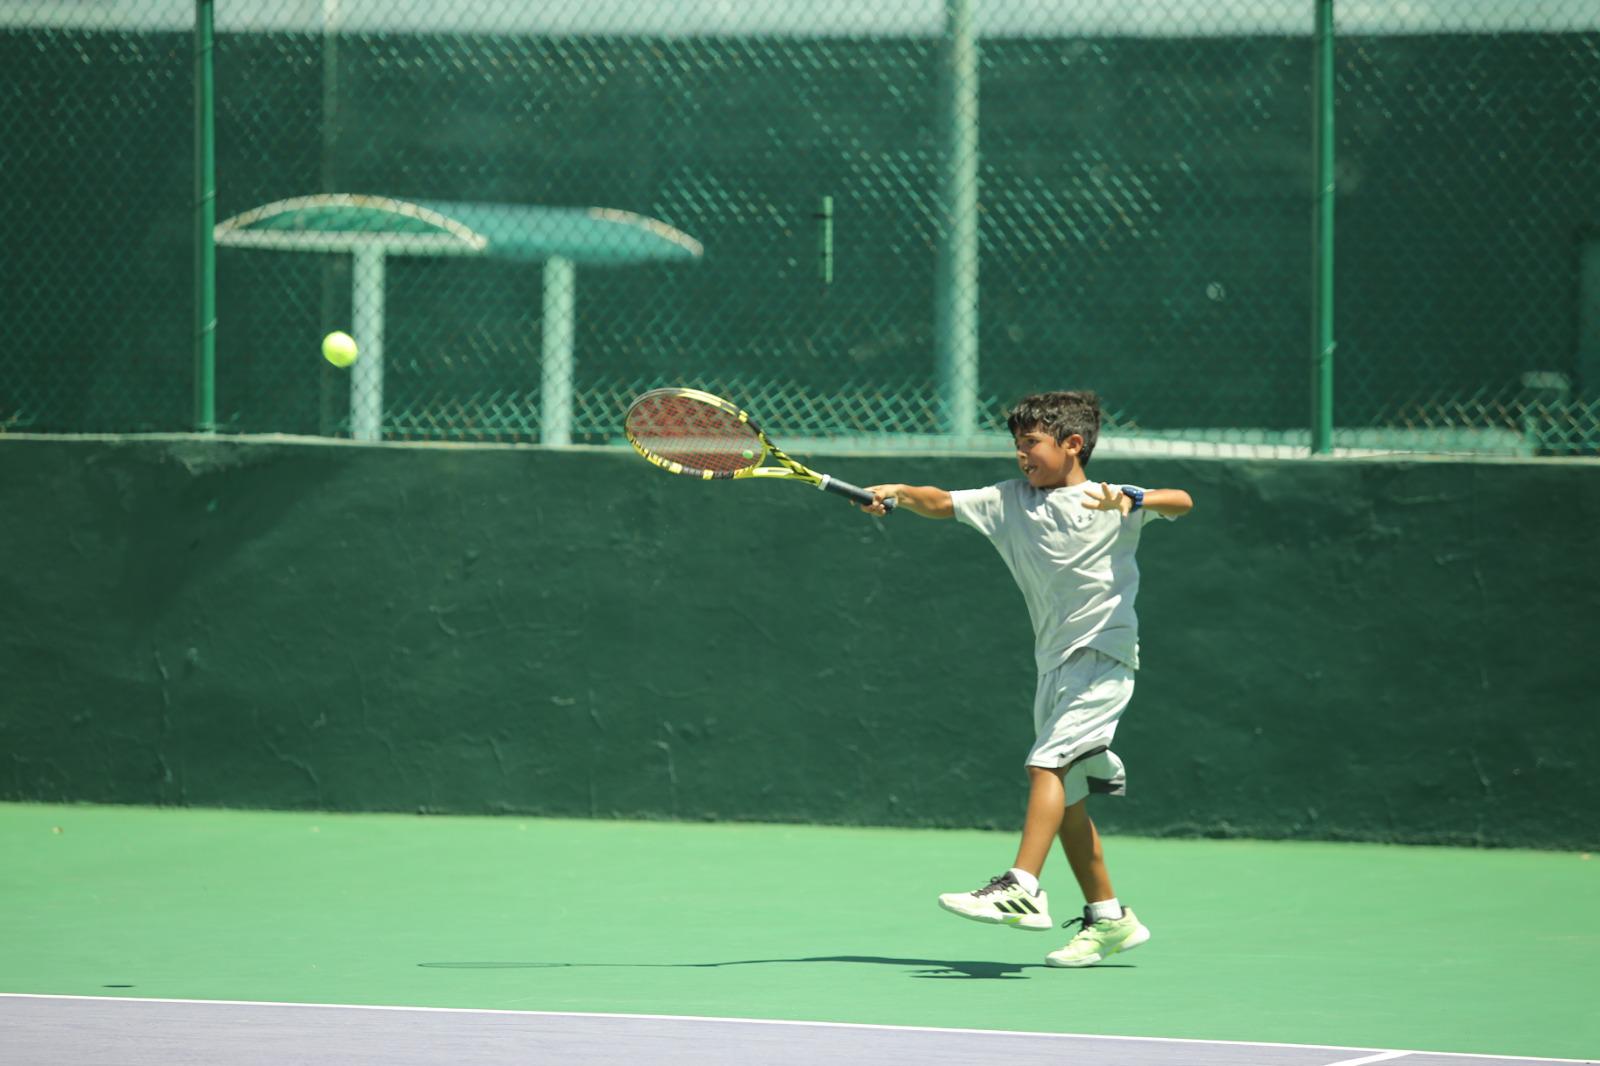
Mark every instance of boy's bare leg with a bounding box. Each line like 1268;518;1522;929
1058;796;1115;903
936;767;1059;930
1011;765;1069;877
1044;797;1149;968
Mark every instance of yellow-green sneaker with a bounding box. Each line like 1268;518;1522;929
1044;906;1150;967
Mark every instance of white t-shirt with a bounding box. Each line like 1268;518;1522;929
950;479;1172;673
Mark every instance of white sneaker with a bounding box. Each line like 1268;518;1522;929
937;871;1052;931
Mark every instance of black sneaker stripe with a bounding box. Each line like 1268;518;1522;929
990;898;1039;915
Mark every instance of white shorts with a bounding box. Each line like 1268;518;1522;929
1026;648;1133;804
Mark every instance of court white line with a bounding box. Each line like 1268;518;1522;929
1;994;1593;1064
1324;1052;1412;1066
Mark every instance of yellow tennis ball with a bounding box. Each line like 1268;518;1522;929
322;331;358;368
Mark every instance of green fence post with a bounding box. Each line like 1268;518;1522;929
194;0;217;432
817;195;833;286
1311;0;1336;454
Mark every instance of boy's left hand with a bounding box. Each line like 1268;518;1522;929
1082;482;1134;517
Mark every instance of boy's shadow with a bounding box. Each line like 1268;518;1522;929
418;956;1133;980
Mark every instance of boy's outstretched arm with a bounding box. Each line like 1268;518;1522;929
860;483;953;519
1083;483;1195;518
1142;488;1194;517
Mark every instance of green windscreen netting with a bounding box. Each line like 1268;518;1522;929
3;1;1597;455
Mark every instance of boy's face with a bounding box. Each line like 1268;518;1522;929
1014;425;1082;488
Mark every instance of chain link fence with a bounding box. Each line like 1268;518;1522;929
3;1;1597;455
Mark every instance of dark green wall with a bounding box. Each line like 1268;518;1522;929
2;437;1596;848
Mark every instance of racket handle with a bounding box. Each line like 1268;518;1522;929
818;475;897;512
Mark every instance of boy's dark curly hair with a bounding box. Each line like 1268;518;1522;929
1006;391;1102;467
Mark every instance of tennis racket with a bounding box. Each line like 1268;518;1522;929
624;387;894;512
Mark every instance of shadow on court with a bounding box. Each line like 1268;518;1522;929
417;956;1134;979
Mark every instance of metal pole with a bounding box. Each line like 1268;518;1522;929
1311;0;1336;454
318;0;342;436
350;247;385;441
935;0;979;440
541;256;576;446
194;0;216;432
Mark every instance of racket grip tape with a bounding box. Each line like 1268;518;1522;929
818;475;897;512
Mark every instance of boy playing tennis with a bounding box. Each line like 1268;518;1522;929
861;391;1192;968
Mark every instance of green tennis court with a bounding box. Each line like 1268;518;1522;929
3;802;1594;1061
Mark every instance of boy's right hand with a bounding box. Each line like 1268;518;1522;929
859;484;954;519
860;485;899;516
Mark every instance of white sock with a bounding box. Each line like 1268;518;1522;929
1007;868;1040;896
1087;897;1123;922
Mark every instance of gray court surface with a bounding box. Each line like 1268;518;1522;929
4;995;1594;1066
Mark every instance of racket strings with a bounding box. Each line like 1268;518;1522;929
627;394;762;473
